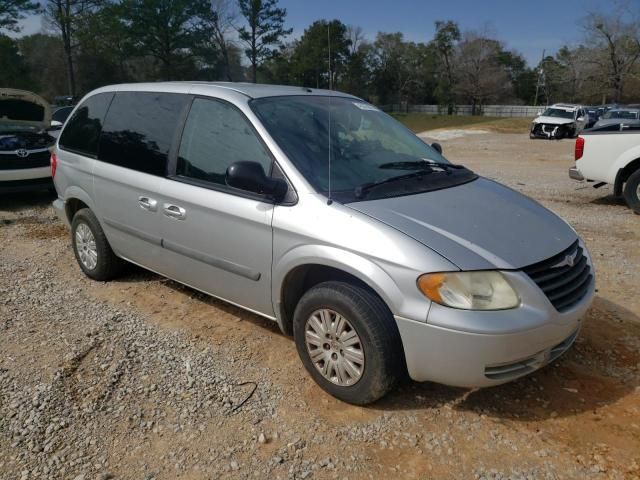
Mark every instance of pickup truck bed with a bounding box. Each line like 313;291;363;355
570;125;640;213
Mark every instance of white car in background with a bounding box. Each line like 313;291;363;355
0;88;55;191
530;104;589;139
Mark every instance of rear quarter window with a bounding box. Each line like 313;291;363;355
98;92;189;176
59;93;114;156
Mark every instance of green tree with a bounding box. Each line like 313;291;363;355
17;34;68;99
120;0;215;80
291;19;350;89
45;0;103;97
237;0;291;83
342;25;373;98
498;49;536;104
371;32;429;106
75;2;133;84
0;35;31;88
432;20;460;111
0;0;40;32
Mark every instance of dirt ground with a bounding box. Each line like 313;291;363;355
1;131;639;480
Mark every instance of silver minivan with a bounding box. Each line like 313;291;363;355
52;82;595;404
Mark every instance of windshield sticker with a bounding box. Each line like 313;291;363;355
353;102;380;111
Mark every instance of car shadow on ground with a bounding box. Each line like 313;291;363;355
90;264;640;422
589;193;627;207
373;295;639;421
110;264;282;336
0;189;56;212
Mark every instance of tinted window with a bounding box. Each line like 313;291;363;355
177;98;272;185
52;106;73;123
99;92;189;176
59;93;113;156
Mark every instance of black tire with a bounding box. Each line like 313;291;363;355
71;208;125;280
623;169;640;214
293;281;405;405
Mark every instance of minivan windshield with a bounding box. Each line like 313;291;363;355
251;95;476;202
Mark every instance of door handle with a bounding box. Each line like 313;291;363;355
138;196;157;211
163;204;187;220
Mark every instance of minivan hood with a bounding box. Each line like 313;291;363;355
0;88;51;131
346;178;577;270
533;115;574;126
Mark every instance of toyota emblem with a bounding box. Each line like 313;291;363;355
16;149;29;158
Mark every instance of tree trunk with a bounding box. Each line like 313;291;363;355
64;40;76;96
250;26;257;83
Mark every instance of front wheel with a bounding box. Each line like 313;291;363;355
293;281;405;405
623;169;640;214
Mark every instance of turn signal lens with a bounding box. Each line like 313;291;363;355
575;137;585;160
50;151;57;178
417;271;519;310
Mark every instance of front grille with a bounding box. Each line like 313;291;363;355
0;150;50;170
523;240;592;312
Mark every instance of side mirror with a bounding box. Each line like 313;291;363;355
577;116;585;122
431;142;443;154
226;161;288;202
536;111;542;117
51;120;63;127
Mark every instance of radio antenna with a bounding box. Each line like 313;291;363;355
327;22;333;205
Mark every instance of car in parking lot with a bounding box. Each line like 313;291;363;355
571;122;640;213
52;82;595;404
530;103;589;139
0;88;55;191
592;108;640;129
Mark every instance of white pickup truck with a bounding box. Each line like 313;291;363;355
570;124;640;213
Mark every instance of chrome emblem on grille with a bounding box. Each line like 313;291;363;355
552;251;577;269
16;149;29;158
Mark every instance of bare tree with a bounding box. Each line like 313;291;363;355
208;0;237;81
44;0;102;96
582;3;640;102
346;24;364;56
453;30;512;114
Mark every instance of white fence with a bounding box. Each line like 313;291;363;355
380;104;542;117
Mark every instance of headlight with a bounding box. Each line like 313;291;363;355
417;271;520;310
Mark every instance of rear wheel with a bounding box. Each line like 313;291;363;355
71;208;125;280
293;281;404;405
623;169;640;214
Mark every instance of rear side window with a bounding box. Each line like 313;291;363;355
176;98;272;186
98;92;189;176
59;93;113;156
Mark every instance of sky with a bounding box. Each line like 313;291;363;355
15;0;621;66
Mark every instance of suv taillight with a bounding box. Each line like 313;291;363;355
50;151;57;178
575;137;584;161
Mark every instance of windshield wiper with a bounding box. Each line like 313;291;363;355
354;170;436;199
378;160;465;171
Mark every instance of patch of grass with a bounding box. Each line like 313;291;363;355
469;117;534;134
392;113;533;134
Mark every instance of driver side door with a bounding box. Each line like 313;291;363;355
159;97;277;316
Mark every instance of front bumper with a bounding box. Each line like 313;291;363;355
569;167;585;181
0;166;51;182
396;271;594;388
530;123;574;139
